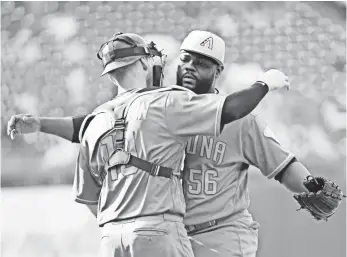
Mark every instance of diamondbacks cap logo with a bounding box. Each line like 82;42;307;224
200;37;213;50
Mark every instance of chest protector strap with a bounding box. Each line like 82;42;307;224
102;87;181;179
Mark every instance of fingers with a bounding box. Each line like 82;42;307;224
6;114;32;140
7;115;17;137
22;116;32;123
10;129;18;140
281;75;290;90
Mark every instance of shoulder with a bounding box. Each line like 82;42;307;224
80;112;115;144
166;86;221;101
223;114;268;137
245;113;268;128
127;86;192;103
247;113;281;144
165;85;195;95
161;85;194;105
220;114;254;137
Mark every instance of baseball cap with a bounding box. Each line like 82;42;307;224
97;33;150;76
180;30;225;67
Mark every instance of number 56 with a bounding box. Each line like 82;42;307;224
188;169;218;195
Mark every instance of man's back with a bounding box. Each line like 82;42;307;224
74;86;227;226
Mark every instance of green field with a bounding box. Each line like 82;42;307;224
2;173;346;257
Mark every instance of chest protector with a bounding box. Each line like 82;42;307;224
80;87;179;179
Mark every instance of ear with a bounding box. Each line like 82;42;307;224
215;65;224;79
107;73;118;85
139;57;149;71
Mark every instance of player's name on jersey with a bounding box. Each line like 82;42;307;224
186;135;226;165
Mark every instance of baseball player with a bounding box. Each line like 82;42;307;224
176;31;344;257
7;31;291;257
11;31;342;257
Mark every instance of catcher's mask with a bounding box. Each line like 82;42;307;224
97;32;166;87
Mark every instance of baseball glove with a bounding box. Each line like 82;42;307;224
293;175;345;221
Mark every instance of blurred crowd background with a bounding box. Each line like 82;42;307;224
1;1;346;257
1;1;346;186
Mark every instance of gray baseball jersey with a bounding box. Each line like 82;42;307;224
73;86;226;226
183;113;295;226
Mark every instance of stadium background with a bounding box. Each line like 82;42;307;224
1;1;346;257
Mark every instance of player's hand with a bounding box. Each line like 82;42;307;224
7;114;41;140
257;69;290;91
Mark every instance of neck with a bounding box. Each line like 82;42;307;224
207;87;215;94
118;73;145;94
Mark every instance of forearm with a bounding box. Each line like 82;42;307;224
39;115;86;143
39;117;74;141
221;82;269;125
280;161;311;193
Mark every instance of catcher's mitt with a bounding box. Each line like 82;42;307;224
293;176;345;221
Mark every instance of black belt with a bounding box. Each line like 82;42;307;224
185;220;218;235
106;150;176;179
185;211;249;235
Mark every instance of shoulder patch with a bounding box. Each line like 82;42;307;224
263;125;280;144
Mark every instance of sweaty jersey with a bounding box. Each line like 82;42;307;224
73;86;226;226
183;113;295;226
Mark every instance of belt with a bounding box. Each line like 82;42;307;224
106;150;178;179
185;211;249;235
102;213;184;227
185;220;218;235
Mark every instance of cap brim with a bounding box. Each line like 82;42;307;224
180;49;224;67
100;56;143;76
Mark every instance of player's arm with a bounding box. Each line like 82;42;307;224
41;116;85;142
241;114;345;222
274;161;310;193
221;82;269;125
7;98;117;142
73;139;102;214
221;69;289;126
240;115;310;193
165;70;289;139
7;114;85;142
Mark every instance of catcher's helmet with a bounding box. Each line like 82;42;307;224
97;32;163;77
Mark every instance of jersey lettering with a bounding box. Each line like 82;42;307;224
187;135;226;165
98;132;135;181
187;136;199;154
100;134;114;158
200;136;213;159
213;141;226;165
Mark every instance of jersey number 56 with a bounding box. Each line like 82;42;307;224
187;169;218;195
